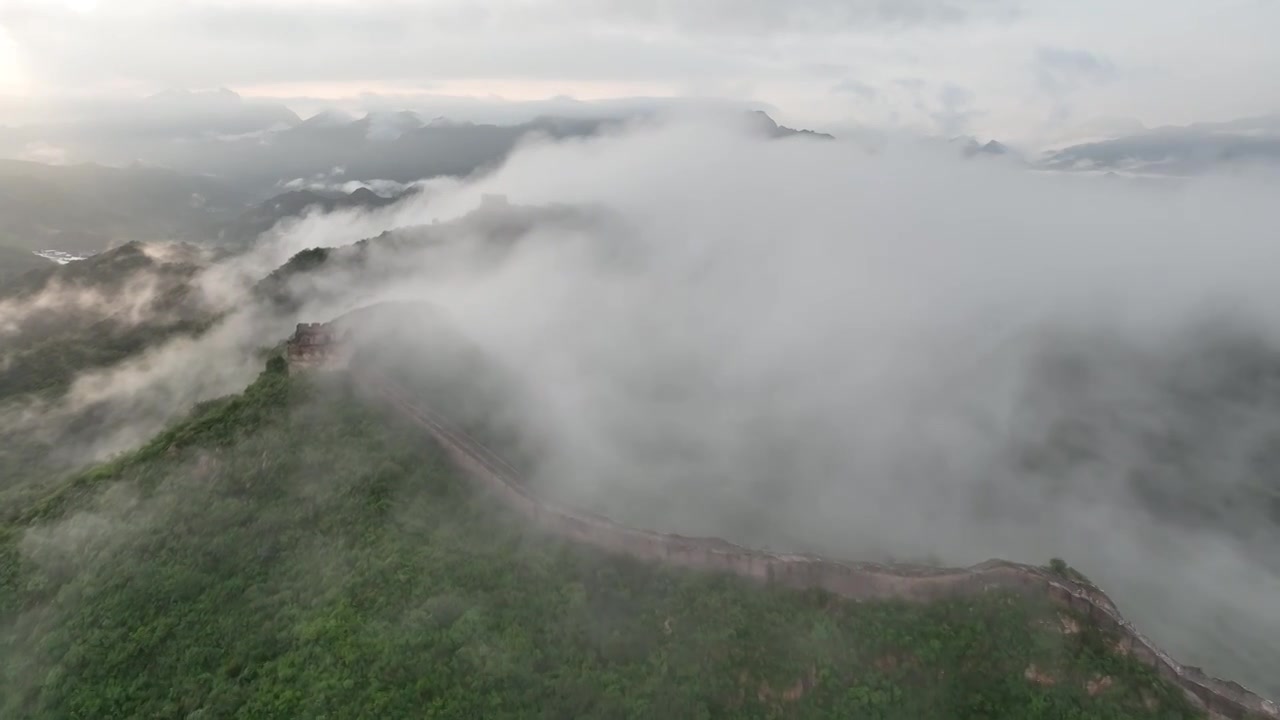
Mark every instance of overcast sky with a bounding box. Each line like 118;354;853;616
1;0;1278;146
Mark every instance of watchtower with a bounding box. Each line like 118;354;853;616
285;322;345;369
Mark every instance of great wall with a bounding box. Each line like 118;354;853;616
287;321;1280;720
286;322;346;368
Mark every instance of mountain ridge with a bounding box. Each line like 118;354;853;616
339;317;1276;720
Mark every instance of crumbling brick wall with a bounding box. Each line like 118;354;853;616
286;322;345;368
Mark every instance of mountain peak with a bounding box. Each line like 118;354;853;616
426;116;471;129
750;109;781;130
300;108;357;128
147;88;244;104
747;110;834;140
348;186;383;202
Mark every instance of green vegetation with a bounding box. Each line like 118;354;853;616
1046;557;1094;586
0;360;1201;719
252;246;336;310
6;357;294;527
263;246;332;286
0;158;251;254
0;241;225;513
249;199;585;313
0;314;214;402
0;245;54;287
0;242;216;401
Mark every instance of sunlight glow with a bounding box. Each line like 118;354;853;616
0;27;30;96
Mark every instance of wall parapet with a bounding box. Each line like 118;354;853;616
286;322;350;369
354;369;1278;720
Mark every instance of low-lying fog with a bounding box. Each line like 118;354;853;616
11;113;1280;696
353;116;1280;695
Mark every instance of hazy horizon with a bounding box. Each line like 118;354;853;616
3;0;1280;150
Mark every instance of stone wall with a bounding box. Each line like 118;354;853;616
286;322;347;369
355;370;1278;720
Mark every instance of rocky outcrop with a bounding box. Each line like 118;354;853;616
350;368;1277;719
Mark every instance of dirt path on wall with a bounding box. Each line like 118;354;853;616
353;368;1277;719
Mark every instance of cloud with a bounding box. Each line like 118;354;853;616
0;242;263;465
887;80;981;137
1042;113;1280;175
6;0;909;88
280;176;425;197
5;0;1280;148
14;141;67;164
931;82;977;135
1035;46;1116;95
542;0;1016;33
4;113;1280;699
832;78;879;100
275;117;1280;696
0;244;211;340
0;0;1012;138
0;276;163;338
1036;46;1115;77
1029;46;1117;129
4;184;460;463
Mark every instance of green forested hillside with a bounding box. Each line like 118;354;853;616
0;245;54;286
0;159;251;254
0;361;1200;719
0;242;216;401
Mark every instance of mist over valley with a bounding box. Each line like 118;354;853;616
2;3;1279;716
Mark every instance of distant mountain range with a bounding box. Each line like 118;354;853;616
0;159;252;254
0;244;56;284
0;240;215;399
9;97;1276;263
960;137;1011;157
1041;115;1280;175
5;89;1279;190
215;187;402;247
0;91;836;197
747;110;836;141
950;115;1280;176
0;101;842;253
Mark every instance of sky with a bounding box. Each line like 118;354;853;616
1;0;1278;148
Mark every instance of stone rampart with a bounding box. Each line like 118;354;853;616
286;322;348;369
355;370;1278;720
